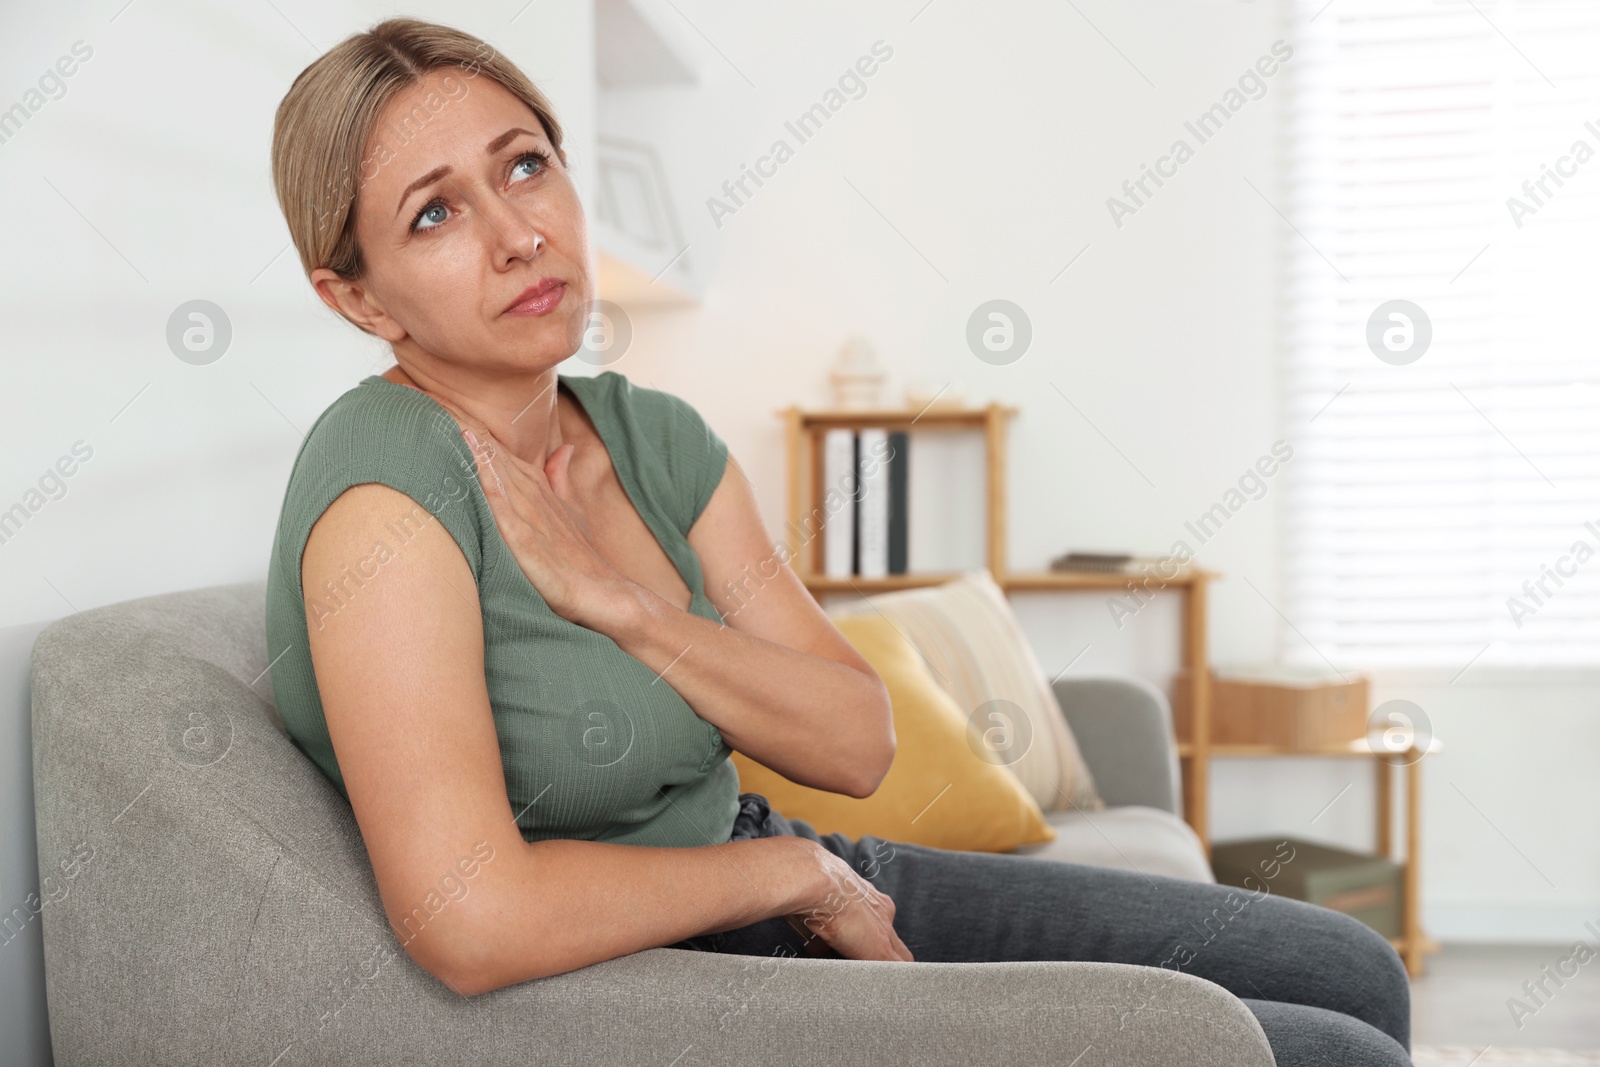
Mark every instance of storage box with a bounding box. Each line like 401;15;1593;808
1209;837;1403;939
1171;666;1369;751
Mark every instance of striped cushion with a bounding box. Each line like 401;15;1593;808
827;568;1103;813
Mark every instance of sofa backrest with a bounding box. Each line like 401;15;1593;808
28;580;392;1062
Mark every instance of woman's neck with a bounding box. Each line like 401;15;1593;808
380;362;569;469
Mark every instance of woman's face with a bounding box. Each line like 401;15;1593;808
316;69;591;375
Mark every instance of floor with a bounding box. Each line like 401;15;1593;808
1413;944;1600;1051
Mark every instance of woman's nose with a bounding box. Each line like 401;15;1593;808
476;191;546;259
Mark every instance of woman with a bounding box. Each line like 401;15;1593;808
264;18;1412;1065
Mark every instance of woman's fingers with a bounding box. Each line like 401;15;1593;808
892;936;914;962
800;866;917;964
426;386;558;508
545;442;576;496
854;882;913;962
462;429;512;516
475;427;560;514
461;425;549;534
865;894;910;959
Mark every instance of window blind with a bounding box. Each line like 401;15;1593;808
1283;0;1600;669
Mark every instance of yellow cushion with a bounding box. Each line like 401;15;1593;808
729;612;1056;853
826;569;1103;813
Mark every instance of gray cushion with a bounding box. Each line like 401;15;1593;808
28;580;1270;1066
1053;676;1185;816
1014;806;1215;883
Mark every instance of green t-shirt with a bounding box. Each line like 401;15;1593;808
264;371;739;848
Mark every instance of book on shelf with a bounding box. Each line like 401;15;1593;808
823;428;855;579
857;428;889;578
1049;551;1187;575
886;429;908;574
822;427;910;580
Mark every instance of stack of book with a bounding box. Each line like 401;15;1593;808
822;427;911;579
1048;551;1178;575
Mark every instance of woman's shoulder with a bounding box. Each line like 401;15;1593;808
271;376;487;591
572;370;708;431
572;371;730;532
294;376;478;494
303;374;466;456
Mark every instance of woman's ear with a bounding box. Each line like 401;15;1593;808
310;268;405;342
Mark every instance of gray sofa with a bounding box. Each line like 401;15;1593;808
29;580;1272;1066
1018;675;1213;883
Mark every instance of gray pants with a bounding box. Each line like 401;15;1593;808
672;793;1412;1067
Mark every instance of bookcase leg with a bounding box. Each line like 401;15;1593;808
1403;753;1424;977
1376;755;1392;859
1182;580;1210;857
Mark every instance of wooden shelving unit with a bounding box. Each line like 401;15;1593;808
780;403;1013;586
777;401;1217;851
1178;735;1442;976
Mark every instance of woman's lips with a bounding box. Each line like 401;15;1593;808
504;281;567;317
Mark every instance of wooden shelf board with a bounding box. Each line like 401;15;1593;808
798;568;1214;593
1178;738;1444;759
779;404;1016;428
1000;568;1213;591
798;573;964;593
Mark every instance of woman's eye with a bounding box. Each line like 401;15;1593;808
413;201;448;232
511;152;544;182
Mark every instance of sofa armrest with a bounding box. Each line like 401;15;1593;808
459;948;1277;1067
1053;676;1184;816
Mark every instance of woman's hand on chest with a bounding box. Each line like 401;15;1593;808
456;420;647;635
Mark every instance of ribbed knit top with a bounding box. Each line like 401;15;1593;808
264;371;740;848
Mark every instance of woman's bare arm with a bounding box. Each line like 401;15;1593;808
610;454;896;797
302;482;910;995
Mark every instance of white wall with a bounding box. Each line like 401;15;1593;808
599;0;1286;657
0;0;597;626
597;0;1599;942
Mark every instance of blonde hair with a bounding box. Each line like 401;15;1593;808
271;17;565;284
